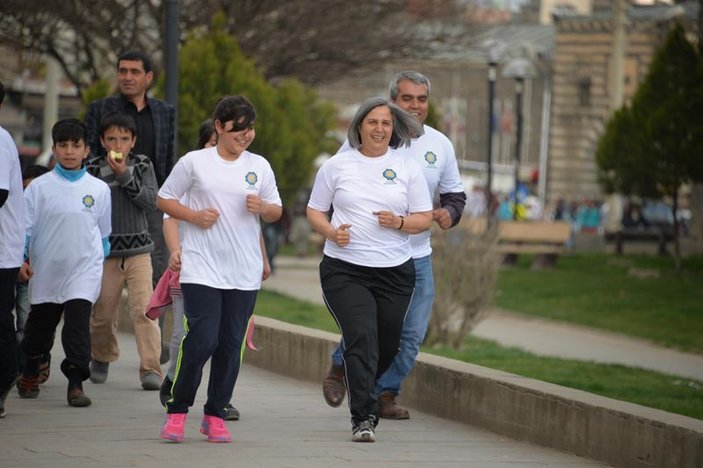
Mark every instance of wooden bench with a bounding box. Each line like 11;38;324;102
604;227;672;256
460;218;571;268
497;220;571;268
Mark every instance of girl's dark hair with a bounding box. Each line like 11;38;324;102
198;119;216;149
212;95;256;131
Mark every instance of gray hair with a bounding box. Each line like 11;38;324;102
347;96;424;150
388;71;431;100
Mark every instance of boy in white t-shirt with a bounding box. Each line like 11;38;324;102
0;80;25;418
17;119;111;407
157;96;282;443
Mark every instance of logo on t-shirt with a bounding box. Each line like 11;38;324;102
424;151;438;167
383;168;397;184
82;194;95;210
245;172;258;190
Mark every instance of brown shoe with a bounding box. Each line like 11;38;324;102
322;363;345;407
378;391;410;419
67;386;92;407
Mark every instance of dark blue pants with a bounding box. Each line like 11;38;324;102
167;284;257;418
0;268;19;392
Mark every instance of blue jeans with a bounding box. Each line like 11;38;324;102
331;255;435;396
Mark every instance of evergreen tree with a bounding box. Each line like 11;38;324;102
597;23;703;268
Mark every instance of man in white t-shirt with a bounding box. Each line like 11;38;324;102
325;71;467;419
0;81;25;418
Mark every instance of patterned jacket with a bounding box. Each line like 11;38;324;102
85;153;158;257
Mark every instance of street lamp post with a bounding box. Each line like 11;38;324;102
502;57;537;221
482;39;506;218
512;78;524;220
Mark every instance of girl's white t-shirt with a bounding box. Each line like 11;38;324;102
25;171;111;304
308;147;432;267
158;147;282;290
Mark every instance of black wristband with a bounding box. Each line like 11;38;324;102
397;216;405;230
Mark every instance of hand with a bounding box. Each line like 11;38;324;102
246;194;265;214
168;251;181;272
373;211;402;230
18;262;33;282
262;258;272;281
433;208;452;230
106;151;128;176
192;208;220;229
332;224;352;247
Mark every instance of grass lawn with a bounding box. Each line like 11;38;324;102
494;254;703;353
254;289;703;420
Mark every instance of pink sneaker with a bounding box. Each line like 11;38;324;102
200;415;232;443
161;413;187;442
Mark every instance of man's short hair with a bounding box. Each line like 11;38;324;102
388;71;431;100
212;95;256;131
117;50;153;73
52;119;88;145
100;111;137;137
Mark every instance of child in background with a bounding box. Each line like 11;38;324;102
86;111;163;391
17;119;111;407
14;165;50;379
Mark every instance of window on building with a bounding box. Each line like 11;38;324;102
578;77;591;106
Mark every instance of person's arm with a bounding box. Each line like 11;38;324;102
163;216;181;272
157;197;220;230
307;207;351;247
114;156;158;213
246;194;282;223
436;191;467;229
260;232;271;280
373;210;433;234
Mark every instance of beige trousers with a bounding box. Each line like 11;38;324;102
90;254;162;379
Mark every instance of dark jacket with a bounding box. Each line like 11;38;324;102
85;94;175;186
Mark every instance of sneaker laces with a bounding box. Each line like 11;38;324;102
167;413;187;425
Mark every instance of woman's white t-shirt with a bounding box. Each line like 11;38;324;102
158;147;282;290
25;171;111;304
308;147;432;267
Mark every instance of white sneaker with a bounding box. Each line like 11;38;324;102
352;420;375;442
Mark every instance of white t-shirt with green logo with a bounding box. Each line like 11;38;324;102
308;147;431;268
25;171;111;304
158;147;282;290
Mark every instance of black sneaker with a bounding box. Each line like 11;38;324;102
352;419;376;442
223;403;240;421
159;376;173;406
0;378;16;418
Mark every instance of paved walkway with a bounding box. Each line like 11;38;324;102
265;255;703;382
0;332;603;467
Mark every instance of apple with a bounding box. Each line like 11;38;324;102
109;150;124;162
